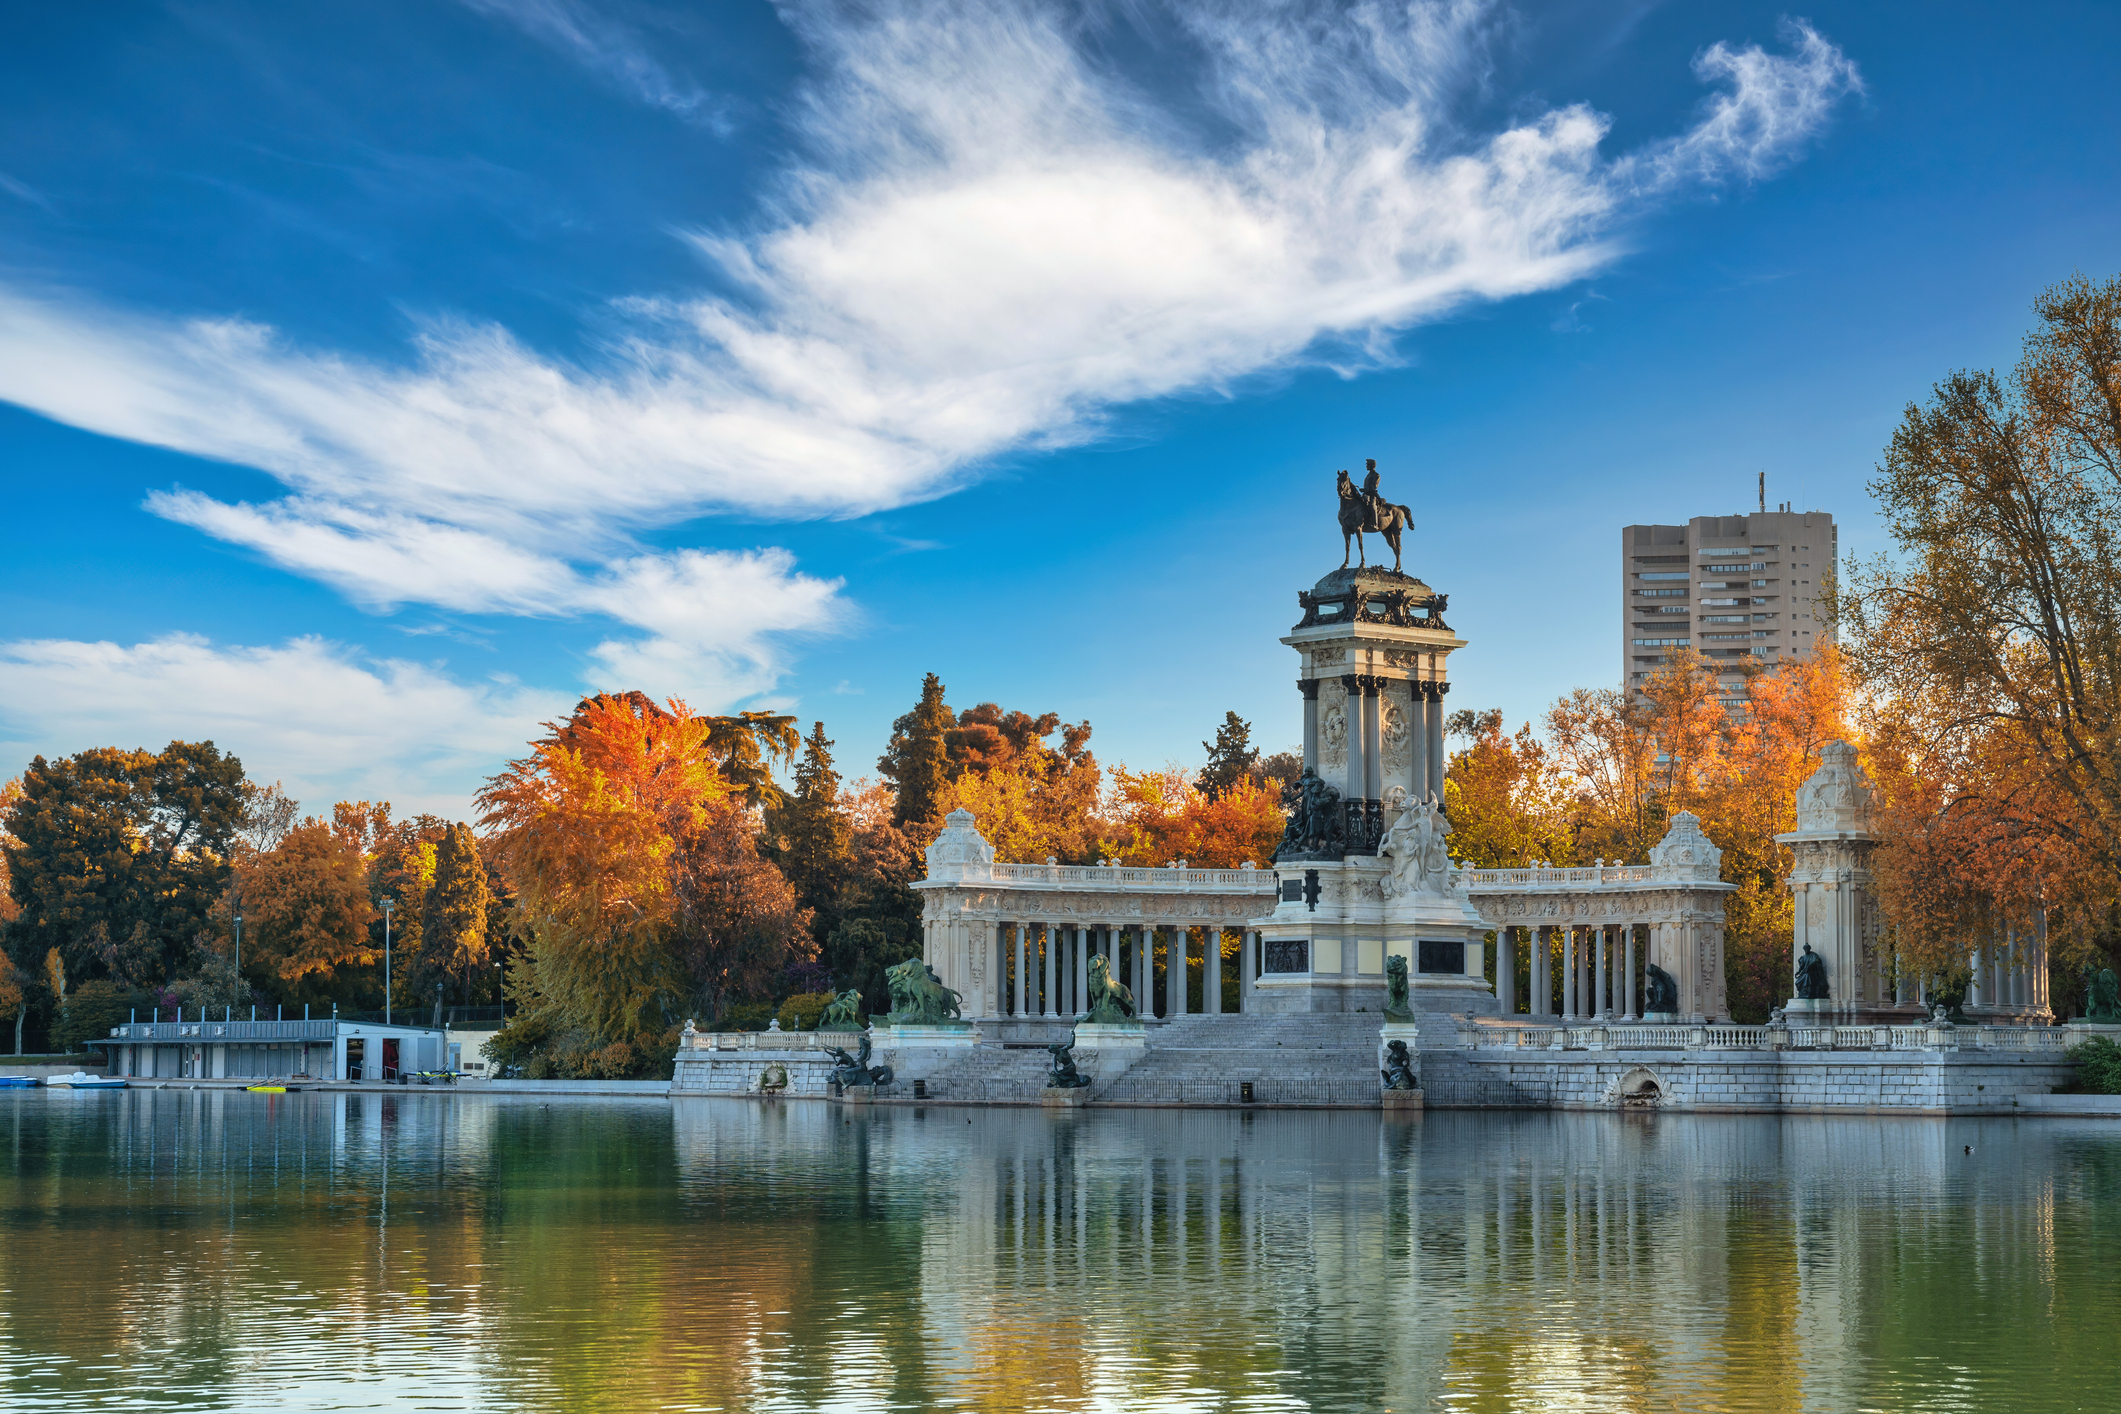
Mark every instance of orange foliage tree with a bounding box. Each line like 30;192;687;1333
1101;767;1284;867
479;693;809;1066
233;821;376;1000
1443;711;1576;868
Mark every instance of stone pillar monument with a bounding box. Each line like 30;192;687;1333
1254;462;1491;1015
1774;741;1911;1024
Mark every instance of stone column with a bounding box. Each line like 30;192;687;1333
1167;926;1186;1018
1014;923;1028;1016
1134;925;1150;1014
1596;925;1609;1017
1498;926;1516;1016
1623;925;1637;1020
1341;675;1366;808
1244;930;1259;1012
1300;679;1321;773
1559;927;1573;1020
1532;926;1550;1019
1206;927;1222;1015
1044;922;1060;1018
1075;926;1089;1017
1408;681;1430;804
1426;681;1450;801
1361;679;1383;802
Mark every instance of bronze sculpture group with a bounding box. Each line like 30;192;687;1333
1794;943;1830;1000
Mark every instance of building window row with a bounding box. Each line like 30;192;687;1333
1635;571;1689;581
1631;637;1690;647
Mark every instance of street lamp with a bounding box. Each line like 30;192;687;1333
381;897;395;1025
233;907;243;978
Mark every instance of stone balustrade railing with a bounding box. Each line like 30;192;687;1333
1455;1020;2079;1052
1455;864;1654;890
988;862;1275;890
680;1030;845;1053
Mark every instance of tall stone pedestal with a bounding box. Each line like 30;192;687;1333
1254;856;1496;1015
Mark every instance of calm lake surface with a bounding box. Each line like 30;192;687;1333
3;1090;2117;1412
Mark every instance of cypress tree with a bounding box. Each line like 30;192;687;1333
1198;711;1260;800
780;723;853;948
420;823;492;1005
882;673;954;831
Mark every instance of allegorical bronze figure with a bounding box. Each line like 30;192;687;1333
1337;458;1415;572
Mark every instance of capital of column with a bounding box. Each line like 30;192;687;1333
1297;678;1322;700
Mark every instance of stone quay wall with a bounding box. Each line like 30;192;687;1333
671;1049;837;1097
1417;1048;2077;1114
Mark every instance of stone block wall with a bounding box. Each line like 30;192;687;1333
1417;1048;2077;1113
671;1050;837;1097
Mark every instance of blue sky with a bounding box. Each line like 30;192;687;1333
1;1;2115;819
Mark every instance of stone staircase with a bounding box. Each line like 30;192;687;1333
896;1043;1056;1102
1090;1012;1383;1107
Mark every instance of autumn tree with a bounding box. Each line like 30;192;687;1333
1102;767;1283;867
1544;685;1660;863
822;780;923;1013
1443;711;1575;868
1837;272;2121;982
480;693;810;1067
235;821;377;1001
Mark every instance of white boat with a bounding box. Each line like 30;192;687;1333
46;1072;127;1090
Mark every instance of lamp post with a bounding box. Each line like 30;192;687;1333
381;897;395;1025
233;907;243;978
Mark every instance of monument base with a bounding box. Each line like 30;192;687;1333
1642;1011;1681;1024
875;1023;979;1049
1380;1089;1425;1110
1040;1088;1092;1107
1071;1022;1148;1053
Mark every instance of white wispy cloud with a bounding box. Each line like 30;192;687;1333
458;0;736;130
0;2;1861;714
0;635;570;819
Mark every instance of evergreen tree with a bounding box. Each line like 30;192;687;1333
419;823;493;1005
777;723;853;955
880;673;954;831
1198;711;1260;800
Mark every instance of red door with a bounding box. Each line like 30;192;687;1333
382;1038;400;1080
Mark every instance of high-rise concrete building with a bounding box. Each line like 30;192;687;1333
1621;506;1837;700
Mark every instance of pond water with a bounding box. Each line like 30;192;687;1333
3;1090;2117;1412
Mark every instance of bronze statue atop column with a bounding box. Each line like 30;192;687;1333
1337;458;1415;573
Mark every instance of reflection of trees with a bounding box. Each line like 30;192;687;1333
7;1094;2121;1409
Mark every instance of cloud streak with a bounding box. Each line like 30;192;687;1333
0;634;570;819
0;2;1861;707
458;0;737;129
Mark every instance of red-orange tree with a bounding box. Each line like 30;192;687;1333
479;693;809;1068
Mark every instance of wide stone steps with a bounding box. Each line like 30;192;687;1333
1092;1013;1383;1106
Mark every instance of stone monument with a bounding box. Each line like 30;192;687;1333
875;955;978;1049
1775;741;1917;1023
1256;462;1493;1016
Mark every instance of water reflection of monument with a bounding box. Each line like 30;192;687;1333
668;1101;2082;1411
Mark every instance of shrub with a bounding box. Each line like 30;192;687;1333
715;1001;775;1032
54;981;153;1052
776;991;835;1032
2072;1036;2121;1094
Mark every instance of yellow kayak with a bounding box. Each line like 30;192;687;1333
244;1084;300;1093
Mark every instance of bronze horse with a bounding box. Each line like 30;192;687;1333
1337;459;1414;572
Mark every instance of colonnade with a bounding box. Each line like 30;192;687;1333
994;923;1269;1019
1490;923;1658;1021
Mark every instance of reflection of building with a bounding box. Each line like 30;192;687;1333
95;1015;449;1080
1621;509;1838;701
666;1101;2080;1409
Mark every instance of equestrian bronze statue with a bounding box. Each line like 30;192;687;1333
1337;458;1415;573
